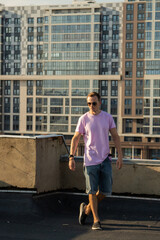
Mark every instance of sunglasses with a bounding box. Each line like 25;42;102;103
87;102;97;106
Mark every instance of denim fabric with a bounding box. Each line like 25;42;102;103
84;157;112;196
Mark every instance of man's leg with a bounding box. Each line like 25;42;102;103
85;191;105;216
88;193;99;223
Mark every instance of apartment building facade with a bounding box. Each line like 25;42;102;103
0;0;160;159
122;0;160;159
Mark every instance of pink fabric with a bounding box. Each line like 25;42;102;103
75;111;116;166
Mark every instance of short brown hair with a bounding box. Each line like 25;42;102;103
87;92;101;101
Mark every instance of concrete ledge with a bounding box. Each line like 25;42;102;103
60;156;160;196
1;135;160;196
0;135;68;193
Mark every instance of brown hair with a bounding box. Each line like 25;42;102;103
87;92;101;101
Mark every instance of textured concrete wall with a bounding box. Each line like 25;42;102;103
112;163;160;196
0;135;68;193
35;136;68;193
60;159;160;196
0;137;36;188
60;160;85;191
1;135;160;196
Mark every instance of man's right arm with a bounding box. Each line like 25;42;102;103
69;131;81;171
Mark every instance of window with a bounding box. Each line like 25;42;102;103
27;81;33;95
37;63;43;69
110;99;117;115
126;33;133;40
44;16;49;24
146;51;151;59
146;12;152;20
28;45;34;51
125;70;132;78
5;27;12;33
124;119;133;133
126;4;133;11
111;81;118;96
14;18;20;24
26;116;33;131
137;52;144;59
136;80;143;96
136;99;143;115
44;26;49;33
28;27;34;33
28;18;34;24
137;33;144;40
4;97;10;113
112;43;119;50
37;17;43;23
126;14;133;21
137;61;144;67
27;63;34;68
102;15;109;22
28;36;34;42
126;52;133;59
146;41;151;50
13;81;20;95
5;18;11;25
37;35;43;41
146;22;152;30
37;27;43;33
126;23;133;30
112;34;119;40
102;25;109;31
4;81;11;95
137;23;144;30
155;12;160;20
138;14;145;20
146;32;152;40
136;71;143;78
147;2;152;11
14;45;20;51
125;61;132;67
27;98;33;113
112;15;119;22
4;115;10;130
124;99;132;115
13;115;19;131
154;51;160;58
137;42;144;48
125;80;132;96
138;4;144;11
27;54;34;60
113;24;119;31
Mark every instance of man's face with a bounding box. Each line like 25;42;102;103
87;96;101;115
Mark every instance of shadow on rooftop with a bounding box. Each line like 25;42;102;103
0;192;160;240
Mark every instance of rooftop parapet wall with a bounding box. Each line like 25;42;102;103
0;136;36;189
1;135;160;196
0;135;68;193
60;157;160;196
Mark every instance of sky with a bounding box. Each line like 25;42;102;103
0;0;123;6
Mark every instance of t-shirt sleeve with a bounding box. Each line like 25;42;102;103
109;115;116;130
75;116;85;134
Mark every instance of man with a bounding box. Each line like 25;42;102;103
69;92;123;230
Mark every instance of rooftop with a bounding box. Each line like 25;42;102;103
0;134;160;239
0;192;160;240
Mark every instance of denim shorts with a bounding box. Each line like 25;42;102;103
84;157;112;196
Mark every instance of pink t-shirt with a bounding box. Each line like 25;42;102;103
75;111;116;166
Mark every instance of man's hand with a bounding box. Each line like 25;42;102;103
69;158;76;171
116;157;123;169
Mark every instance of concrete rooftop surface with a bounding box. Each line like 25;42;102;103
0;192;160;240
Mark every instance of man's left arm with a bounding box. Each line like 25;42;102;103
110;128;123;169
